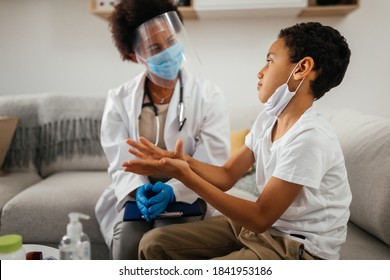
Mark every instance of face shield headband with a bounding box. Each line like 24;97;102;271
133;11;200;88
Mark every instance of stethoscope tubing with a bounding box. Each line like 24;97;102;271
141;71;185;145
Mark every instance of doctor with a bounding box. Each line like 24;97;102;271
95;0;230;260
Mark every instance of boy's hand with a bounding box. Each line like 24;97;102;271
127;137;187;162
122;157;190;180
123;139;189;180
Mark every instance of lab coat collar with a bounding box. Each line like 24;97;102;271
127;72;147;140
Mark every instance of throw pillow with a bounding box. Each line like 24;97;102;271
230;128;250;155
0;117;19;176
230;128;253;174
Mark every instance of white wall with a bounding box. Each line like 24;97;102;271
0;0;389;129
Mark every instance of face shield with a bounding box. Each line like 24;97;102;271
134;11;201;88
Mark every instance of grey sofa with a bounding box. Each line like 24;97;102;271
0;94;110;259
0;94;389;259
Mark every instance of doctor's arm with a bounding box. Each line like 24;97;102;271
101;91;148;210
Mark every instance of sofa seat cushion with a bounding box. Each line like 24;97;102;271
0;171;41;215
328;109;390;245
0;171;110;245
340;222;390;260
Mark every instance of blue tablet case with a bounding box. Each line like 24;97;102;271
123;200;204;221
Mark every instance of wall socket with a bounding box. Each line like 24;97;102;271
95;0;119;11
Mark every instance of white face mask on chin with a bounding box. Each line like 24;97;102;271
264;62;305;117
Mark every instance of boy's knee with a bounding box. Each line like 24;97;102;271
138;227;171;260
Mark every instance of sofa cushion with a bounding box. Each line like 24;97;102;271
0;171;41;215
40;154;109;178
340;222;390;260
327;109;390;245
0;171;110;246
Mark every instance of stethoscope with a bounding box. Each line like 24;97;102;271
141;71;186;146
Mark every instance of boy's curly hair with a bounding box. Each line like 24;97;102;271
279;22;351;100
109;0;182;61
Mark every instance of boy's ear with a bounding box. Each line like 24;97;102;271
294;56;315;80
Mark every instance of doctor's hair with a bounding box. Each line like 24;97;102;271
109;0;183;61
278;22;351;100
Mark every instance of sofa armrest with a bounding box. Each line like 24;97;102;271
0;171;41;215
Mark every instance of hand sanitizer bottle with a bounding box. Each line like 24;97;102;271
59;212;91;260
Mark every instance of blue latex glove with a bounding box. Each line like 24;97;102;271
135;183;154;222
148;182;175;219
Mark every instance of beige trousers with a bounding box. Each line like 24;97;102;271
139;215;318;260
112;199;206;260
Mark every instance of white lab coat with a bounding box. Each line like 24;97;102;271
95;69;230;246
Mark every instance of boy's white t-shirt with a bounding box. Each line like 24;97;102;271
245;107;352;259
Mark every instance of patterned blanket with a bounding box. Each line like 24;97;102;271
0;93;105;172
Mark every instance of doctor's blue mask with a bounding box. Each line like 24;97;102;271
146;43;184;80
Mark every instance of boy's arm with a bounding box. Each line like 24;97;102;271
124;151;303;233
187;144;255;191
183;171;303;233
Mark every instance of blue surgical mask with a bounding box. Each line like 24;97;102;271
146;43;184;80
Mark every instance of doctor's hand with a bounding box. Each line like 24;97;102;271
127;137;187;162
147;182;175;219
135;183;153;222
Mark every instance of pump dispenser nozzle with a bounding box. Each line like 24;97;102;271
67;212;90;240
59;212;91;260
69;212;89;222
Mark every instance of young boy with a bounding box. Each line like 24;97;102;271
123;22;352;260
